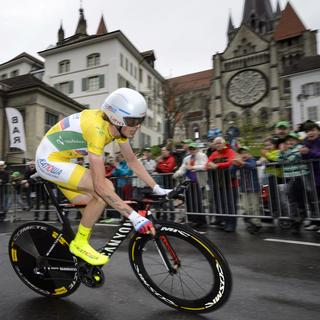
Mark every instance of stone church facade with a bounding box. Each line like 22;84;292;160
170;0;318;140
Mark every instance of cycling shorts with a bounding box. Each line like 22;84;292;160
35;137;87;201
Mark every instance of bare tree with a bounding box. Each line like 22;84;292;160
161;80;190;141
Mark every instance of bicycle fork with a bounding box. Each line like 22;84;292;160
154;232;181;275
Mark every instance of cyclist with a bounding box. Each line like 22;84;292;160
35;88;171;266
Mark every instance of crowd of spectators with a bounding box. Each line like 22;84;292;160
1;119;320;236
0;160;36;221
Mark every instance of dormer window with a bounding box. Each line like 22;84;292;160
10;69;19;77
87;53;100;67
58;60;70;73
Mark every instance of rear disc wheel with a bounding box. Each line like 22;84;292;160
9;222;80;297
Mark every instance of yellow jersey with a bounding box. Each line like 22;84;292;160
45;109;128;160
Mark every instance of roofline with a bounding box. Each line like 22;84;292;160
221;23;269;56
38;30;165;82
6;86;85;111
168;68;214;81
3;76;84;111
0;53;44;70
281;67;320;78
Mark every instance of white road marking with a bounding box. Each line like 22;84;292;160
0;233;11;237
264;238;320;247
96;223;120;227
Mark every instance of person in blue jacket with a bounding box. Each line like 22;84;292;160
233;146;261;233
112;153;133;200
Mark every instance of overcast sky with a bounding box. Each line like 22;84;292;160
0;0;319;78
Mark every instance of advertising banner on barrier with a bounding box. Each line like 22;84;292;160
5;107;27;151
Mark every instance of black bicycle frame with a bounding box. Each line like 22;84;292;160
42;182;75;242
43;180;175;269
100;221;134;258
43;180;136;259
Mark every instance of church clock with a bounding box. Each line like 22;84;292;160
227;69;268;107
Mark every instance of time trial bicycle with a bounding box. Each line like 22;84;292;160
8;177;232;313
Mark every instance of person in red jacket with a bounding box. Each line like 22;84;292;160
207;137;238;232
155;146;177;220
156;146;177;173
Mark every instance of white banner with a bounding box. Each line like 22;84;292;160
5;107;27;151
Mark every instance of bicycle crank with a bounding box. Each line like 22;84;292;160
78;262;105;288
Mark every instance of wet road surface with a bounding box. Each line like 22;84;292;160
0;220;319;320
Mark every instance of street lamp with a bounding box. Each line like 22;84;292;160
297;93;309;123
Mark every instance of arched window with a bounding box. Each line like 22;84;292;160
258;108;269;124
87;53;100;67
58;60;70;73
225;112;238;123
242;109;251;123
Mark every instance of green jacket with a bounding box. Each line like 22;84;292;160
278;144;308;178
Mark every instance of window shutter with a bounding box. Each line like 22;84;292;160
82;78;87;91
69;81;74;94
99;74;105;88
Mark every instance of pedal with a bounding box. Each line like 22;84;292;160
78;263;105;288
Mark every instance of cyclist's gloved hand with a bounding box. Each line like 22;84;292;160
153;184;172;196
129;211;155;235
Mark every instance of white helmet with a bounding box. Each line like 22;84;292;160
101;88;147;127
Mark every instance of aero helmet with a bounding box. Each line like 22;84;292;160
101;88;147;127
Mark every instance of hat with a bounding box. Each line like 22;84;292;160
0;160;6;167
238;146;250;152
11;171;21;178
183;139;193;145
285;132;300;140
143;147;151;152
188;142;199;149
276;121;290;129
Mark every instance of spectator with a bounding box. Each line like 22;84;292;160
156;146;177;174
206;137;217;158
155;146;177;221
10;171;26;211
207;127;222;141
225;121;240;150
233;147;261;233
140;148;156;174
76;157;86;167
21;160;37;213
259;137;280;166
260;136;282;217
207;137;237;232
0;160;10;221
171;139;192;168
278;132;309;233
105;156;116;178
112;153;133;200
273;121;290;149
173;142;208;232
299;121;320;232
182;139;193;155
133;148;156;199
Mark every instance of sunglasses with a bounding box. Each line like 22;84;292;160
123;116;145;127
189;147;196;150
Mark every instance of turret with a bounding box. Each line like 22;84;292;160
57;22;64;45
75;7;87;35
96;15;108;35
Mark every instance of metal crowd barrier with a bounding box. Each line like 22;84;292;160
187;159;320;224
1;162;320;224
